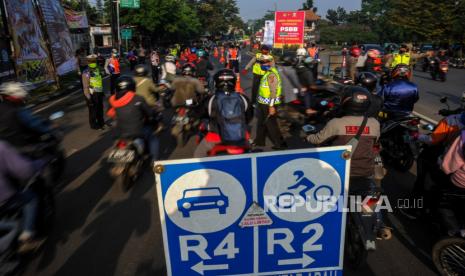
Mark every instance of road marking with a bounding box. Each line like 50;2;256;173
412;111;438;125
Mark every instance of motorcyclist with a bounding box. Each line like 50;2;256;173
161;54;177;83
243;45;274;104
378;65;419;117
171;64;205;107
107;76;160;163
187;47;198;63
347;44;361;81
0;82;53;149
134;64;159;108
363;49;384;73
356;72;384;118
294;48;317;116
307;86;380;177
440;129;465;189
0;140;45;253
195;49;214;84
193;69;253;158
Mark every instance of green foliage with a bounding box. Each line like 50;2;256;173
319;22;379;44
302;0;314;10
63;0;101;24
325;6;347;25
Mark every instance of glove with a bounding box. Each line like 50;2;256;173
241;69;248;75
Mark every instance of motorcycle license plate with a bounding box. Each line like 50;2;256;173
108;149;135;163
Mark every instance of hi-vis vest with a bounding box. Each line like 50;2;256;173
258;67;282;105
89;70;103;93
109;58;120;74
308;47;319;59
391;53;411;68
229;49;238;60
253;53;274;76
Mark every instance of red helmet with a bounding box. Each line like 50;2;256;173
391;64;411;80
350;47;361;57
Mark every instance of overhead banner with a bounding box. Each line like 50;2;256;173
64;9;89;29
274;11;306;49
4;0;55;84
38;0;76;75
263;20;275;47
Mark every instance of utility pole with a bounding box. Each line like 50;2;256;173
111;0;120;49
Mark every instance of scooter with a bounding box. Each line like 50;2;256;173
108;138;146;192
0;169;55;274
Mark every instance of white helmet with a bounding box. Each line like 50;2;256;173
0;82;29;99
296;48;307;57
165;55;176;62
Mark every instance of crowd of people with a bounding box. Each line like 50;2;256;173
0;37;463;258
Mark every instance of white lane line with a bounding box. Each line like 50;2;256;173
412;111;438;125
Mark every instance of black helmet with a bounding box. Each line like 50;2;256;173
341;86;371;115
357;72;378;92
182;63;196;76
214;69;237;92
115;76;136;99
134;64;149;77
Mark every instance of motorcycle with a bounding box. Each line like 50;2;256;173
431;59;448;82
108;138;146;191
171;104;202;147
379;112;421;172
344;178;391;269
0;168;55;274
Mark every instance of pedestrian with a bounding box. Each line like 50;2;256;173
252;57;287;150
82;55;105;129
137;45;146;64
243;45;273;105
150;49;160;83
105;49;121;95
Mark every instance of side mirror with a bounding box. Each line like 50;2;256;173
422;124;435;131
49;111;64;121
440;96;448;104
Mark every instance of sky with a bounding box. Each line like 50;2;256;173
237;0;362;20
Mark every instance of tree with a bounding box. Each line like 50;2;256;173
326;6;347;25
195;0;244;35
95;0;104;23
62;0;101;24
302;0;314;10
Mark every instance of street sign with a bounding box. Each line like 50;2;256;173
121;29;132;40
155;146;351;276
120;0;140;9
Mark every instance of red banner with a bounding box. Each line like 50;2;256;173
274;11;305;48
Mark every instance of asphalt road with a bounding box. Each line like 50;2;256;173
20;51;457;276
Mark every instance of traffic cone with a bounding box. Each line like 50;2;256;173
235;73;243;93
214;48;219;58
220;55;225;64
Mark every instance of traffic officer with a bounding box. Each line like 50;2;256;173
243;45;273;104
252;57;287;150
389;44;411;68
105;49;121;95
82;55;105;129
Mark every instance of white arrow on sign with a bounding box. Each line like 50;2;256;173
278;253;315;268
191;261;229;275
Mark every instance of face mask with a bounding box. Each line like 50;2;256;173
399;49;406;54
261;65;271;71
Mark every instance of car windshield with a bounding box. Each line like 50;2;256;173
184;188;221;198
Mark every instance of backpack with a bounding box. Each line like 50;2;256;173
212;92;247;143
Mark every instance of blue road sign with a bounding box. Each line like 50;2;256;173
155;146;350;276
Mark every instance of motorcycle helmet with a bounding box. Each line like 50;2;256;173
341;86;371;116
190;47;197;54
350;47;361;57
391;64;411;80
182;63;196;76
134;64;149;77
0;82;29;100
357;72;378;92
115;76;136;99
214;69;236;93
367;49;381;59
261;45;270;54
296;48;307;57
158;79;171;89
197;49;206;58
165;54;176;62
258;54;273;64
